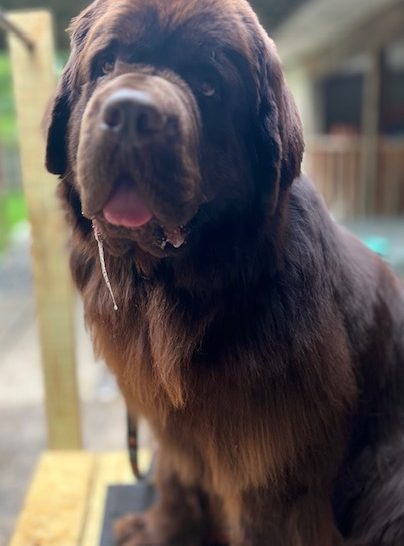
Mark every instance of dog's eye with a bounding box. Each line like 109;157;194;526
101;60;115;75
182;65;221;100
94;53;116;78
199;81;216;97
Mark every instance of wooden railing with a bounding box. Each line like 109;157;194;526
305;136;404;218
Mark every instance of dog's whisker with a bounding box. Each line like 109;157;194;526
92;220;119;312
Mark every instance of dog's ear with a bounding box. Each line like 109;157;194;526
45;5;96;176
44;66;73;176
255;36;304;213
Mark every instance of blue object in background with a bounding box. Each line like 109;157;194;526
361;236;391;259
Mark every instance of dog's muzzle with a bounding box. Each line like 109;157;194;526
75;68;203;255
101;88;166;148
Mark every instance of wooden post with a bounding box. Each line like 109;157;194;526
360;48;385;216
7;11;82;449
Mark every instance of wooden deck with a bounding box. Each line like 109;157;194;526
305;135;404;218
8;451;150;546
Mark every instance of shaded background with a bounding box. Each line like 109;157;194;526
0;0;404;545
0;0;307;48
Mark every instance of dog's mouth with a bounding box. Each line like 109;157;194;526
97;175;191;251
103;178;154;229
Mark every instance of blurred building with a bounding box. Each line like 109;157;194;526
268;0;404;218
1;0;404;220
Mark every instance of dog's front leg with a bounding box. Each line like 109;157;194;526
114;456;211;546
232;491;344;546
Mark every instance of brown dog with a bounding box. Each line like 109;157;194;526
45;0;404;544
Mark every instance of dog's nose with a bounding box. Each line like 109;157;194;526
101;89;164;144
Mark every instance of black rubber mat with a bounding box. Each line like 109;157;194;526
99;482;157;546
99;482;228;546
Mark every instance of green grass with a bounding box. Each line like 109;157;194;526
0;190;27;252
0;53;22;252
0;52;68;253
0;54;17;145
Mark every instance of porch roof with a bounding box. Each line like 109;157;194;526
273;0;403;68
250;0;309;32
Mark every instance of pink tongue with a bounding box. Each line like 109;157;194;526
103;183;153;228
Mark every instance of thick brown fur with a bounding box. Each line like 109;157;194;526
45;0;404;544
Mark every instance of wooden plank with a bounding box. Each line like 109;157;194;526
7;10;81;448
306;135;404;218
82;450;152;546
81;452;134;546
9;452;95;546
360;49;385;216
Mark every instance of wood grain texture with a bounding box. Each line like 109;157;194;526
9;452;96;546
8;451;152;546
81;452;134;546
7;10;81;449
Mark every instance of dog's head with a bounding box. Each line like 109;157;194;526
45;0;304;258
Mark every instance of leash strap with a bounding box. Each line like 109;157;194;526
127;412;145;480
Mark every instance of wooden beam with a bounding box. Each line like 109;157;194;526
7;11;82;449
81;452;134;546
304;2;404;78
360;49;385;215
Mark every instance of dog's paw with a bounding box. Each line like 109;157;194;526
114;514;155;546
114;510;207;546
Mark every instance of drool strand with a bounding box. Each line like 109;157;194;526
92;221;119;312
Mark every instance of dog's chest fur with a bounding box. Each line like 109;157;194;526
88;259;354;501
